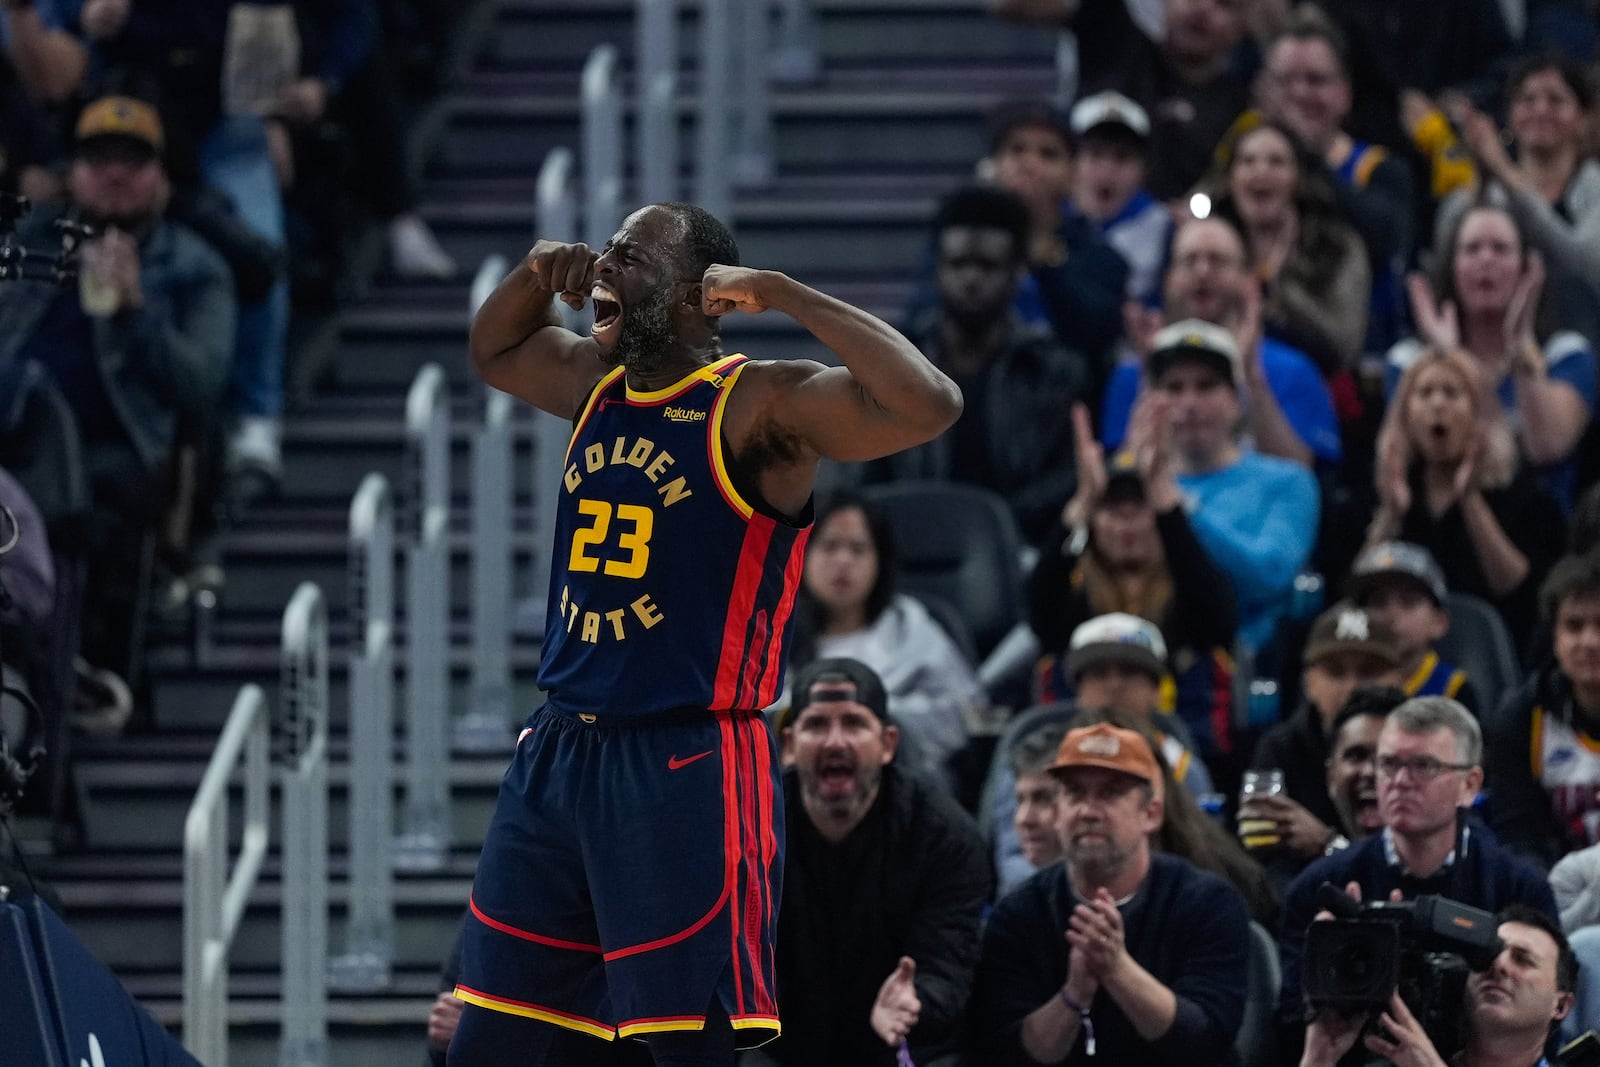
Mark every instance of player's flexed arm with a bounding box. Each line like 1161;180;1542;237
705;266;963;491
469;241;606;420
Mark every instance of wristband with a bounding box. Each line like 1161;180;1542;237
1059;987;1096;1056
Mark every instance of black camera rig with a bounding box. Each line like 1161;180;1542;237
0;192;92;288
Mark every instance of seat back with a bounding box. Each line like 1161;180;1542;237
861;481;1024;658
1237;921;1282;1067
1436;592;1523;716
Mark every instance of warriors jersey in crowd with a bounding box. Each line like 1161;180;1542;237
539;353;812;717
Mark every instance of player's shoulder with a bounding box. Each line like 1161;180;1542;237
725;356;834;408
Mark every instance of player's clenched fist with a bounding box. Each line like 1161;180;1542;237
525;241;598;310
701;264;772;316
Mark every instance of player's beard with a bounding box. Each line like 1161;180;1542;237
604;284;676;372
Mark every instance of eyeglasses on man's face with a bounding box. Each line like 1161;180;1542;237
1374;754;1473;781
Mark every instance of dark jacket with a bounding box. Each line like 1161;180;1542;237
0;205;234;472
1251;702;1340;833
768;765;992;1066
1276;821;1558;1025
879;312;1089;541
971;853;1250;1066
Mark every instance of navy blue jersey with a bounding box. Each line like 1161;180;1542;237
539;353;811;717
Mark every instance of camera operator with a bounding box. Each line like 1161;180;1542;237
1300;904;1575;1067
1279;698;1558;1051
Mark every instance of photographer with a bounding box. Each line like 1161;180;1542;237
1300;905;1575;1067
1279;698;1557;1048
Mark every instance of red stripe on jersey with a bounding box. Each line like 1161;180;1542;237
719;713;746;1011
745;723;777;1017
734;717;769;1015
756;530;809;708
602;879;732;961
468;895;602;953
712;516;776;709
738;610;770;709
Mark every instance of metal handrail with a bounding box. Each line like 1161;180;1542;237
773;0;820;84
460;255;516;752
328;473;396;992
279;582;329;1067
636;0;678;204
731;0;774;188
582;44;623;251
396;364;451;872
695;0;732;225
182;684;270;1067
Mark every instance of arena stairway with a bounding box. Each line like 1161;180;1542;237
19;2;1055;1063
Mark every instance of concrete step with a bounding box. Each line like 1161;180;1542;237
475;0;1055;75
72;743;506;854
439;88;1019;184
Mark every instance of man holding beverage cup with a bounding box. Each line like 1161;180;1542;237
1241;603;1403;882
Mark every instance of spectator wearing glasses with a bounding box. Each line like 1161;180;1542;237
1275;696;1557;1036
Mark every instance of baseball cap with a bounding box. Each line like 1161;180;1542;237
788;657;890;723
1103;448;1144;501
75;96;164;157
1070;91;1151;140
1065;612;1168;682
1348;541;1449;606
1302;601;1401;668
1147;319;1242;388
1048;722;1163;801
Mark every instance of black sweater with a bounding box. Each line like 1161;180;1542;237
971;853;1250;1066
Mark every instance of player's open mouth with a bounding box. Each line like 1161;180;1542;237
591;284;624;343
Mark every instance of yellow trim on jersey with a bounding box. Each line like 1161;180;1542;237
731;1016;782;1048
709;360;757;521
1532;706;1545;778
453;988;617;1041
624;353;747;404
565;366;628;465
1577;725;1600;754
1404;651;1439;695
1445;670;1466;699
617;1019;707;1039
1352;144;1387;189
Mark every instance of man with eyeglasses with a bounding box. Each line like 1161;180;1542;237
1275;696;1557;1051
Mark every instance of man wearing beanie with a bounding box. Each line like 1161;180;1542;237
751;658;990;1067
971;722;1249;1065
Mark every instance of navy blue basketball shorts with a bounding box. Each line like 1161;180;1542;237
454;703;784;1048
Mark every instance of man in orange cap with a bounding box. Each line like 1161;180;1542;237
971;722;1250;1065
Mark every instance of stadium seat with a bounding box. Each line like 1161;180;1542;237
861;481;1025;658
1237;921;1282;1067
1437;592;1523;718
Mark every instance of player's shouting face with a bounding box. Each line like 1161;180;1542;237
592;208;703;373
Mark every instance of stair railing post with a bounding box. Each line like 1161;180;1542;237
772;0;820;84
395;364;451;873
635;0;678;204
278;582;329;1067
459;256;517;753
731;0;774;188
523;152;581;638
182;683;270;1067
695;0;732;225
328;473;397;992
582;44;623;252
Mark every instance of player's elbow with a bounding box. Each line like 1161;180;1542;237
913;375;965;439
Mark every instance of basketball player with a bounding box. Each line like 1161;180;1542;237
447;202;963;1067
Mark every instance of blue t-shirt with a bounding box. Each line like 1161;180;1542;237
1385;332;1598;512
1178;452;1321;651
1101;337;1342;463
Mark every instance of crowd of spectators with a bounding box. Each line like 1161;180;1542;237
608;1;1600;1065
0;0;469;747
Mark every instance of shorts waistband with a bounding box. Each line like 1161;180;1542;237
542;704;764;728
